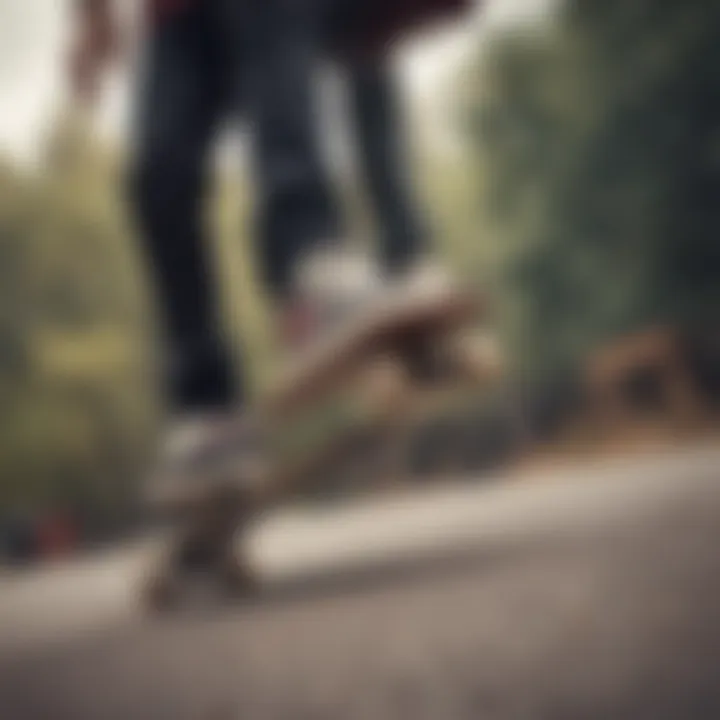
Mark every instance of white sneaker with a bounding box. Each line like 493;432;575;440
147;414;269;507
294;244;383;331
278;248;466;379
382;258;459;313
297;248;457;320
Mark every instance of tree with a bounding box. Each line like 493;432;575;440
466;0;720;383
0;111;159;522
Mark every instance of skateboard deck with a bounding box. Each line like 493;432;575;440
142;287;497;609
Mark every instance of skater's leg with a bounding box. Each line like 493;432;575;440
128;2;239;412
347;57;430;274
131;4;265;608
244;0;344;304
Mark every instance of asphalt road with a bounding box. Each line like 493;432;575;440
1;442;719;720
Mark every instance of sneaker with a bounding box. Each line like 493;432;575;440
147;413;269;508
279;244;383;353
278;249;467;378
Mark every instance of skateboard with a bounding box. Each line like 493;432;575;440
141;288;499;610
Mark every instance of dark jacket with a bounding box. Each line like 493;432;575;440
328;0;472;56
148;0;472;55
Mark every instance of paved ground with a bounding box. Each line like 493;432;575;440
1;443;719;720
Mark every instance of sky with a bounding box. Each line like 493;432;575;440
0;0;553;166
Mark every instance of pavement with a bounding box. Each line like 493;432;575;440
1;441;719;720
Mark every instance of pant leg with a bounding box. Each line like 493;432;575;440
128;2;239;412
243;0;343;302
347;59;429;273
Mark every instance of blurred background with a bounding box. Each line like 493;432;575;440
0;0;719;563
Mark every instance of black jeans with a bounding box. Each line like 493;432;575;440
129;0;427;413
344;60;429;272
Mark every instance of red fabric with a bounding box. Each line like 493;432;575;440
146;0;193;23
36;514;77;558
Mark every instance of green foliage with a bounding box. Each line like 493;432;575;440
0;112;160;518
467;0;720;382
